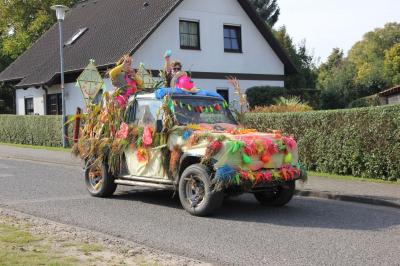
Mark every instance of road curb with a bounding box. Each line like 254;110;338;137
295;190;400;209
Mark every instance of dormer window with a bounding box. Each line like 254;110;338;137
65;28;88;46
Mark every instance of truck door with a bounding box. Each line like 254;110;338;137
124;99;168;179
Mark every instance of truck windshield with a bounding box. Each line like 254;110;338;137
173;96;237;125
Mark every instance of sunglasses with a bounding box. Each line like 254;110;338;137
173;67;181;71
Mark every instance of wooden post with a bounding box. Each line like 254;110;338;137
73;107;82;144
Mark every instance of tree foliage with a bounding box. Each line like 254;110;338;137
274;26;317;90
248;0;280;27
317;23;400;109
384;43;400;86
0;0;79;60
0;0;79;114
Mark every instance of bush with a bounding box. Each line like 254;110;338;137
246;86;286;108
245;105;400;180
0;115;73;147
348;94;381;108
319;88;346;109
251;96;313;113
246;86;321;109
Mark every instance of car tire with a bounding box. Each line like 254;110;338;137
179;164;224;216
85;160;117;197
254;181;295;207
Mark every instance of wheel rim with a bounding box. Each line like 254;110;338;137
87;163;103;193
185;174;205;208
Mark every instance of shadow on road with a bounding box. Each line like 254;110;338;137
109;188;400;231
111;188;181;209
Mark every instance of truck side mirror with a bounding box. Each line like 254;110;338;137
156;119;163;133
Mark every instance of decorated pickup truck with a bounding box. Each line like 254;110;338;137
73;57;306;216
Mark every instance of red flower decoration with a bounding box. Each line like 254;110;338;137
263;172;272;182
210;140;223;151
239;170;249;181
265;140;278;156
280;165;300;181
254;172;264;184
243;140;257;156
261;154;270;164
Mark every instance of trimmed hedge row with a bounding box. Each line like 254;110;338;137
0;115;72;147
245;105;400;180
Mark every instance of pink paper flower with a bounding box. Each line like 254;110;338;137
116;122;129;139
142;126;153;146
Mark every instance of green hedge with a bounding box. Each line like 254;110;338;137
245;105;400;180
0;115;73;147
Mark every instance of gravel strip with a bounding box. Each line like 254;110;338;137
0;207;208;266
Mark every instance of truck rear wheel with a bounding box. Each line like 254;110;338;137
254;181;295;207
179;164;223;216
85;160;117;197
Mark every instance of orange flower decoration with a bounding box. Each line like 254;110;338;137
136;148;149;164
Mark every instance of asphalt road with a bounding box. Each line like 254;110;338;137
0;158;399;265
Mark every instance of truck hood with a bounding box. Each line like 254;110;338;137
168;124;299;171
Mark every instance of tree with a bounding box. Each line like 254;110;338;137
347;23;400;94
317;48;345;90
317;23;400;109
249;0;280;27
384;43;400;86
274;26;317;89
0;0;79;60
0;0;80;114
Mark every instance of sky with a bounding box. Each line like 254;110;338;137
275;0;400;64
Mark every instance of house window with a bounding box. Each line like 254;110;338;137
179;20;200;50
24;98;34;115
46;94;62;115
224;25;242;53
217;88;230;103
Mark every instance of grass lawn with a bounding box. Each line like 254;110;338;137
308;171;399;185
0;223;78;266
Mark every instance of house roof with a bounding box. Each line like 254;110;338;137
0;0;296;88
379;85;400;97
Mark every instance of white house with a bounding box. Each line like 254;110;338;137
0;0;296;115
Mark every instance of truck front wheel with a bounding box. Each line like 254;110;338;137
85;160;117;197
179;164;223;216
254;181;295;207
